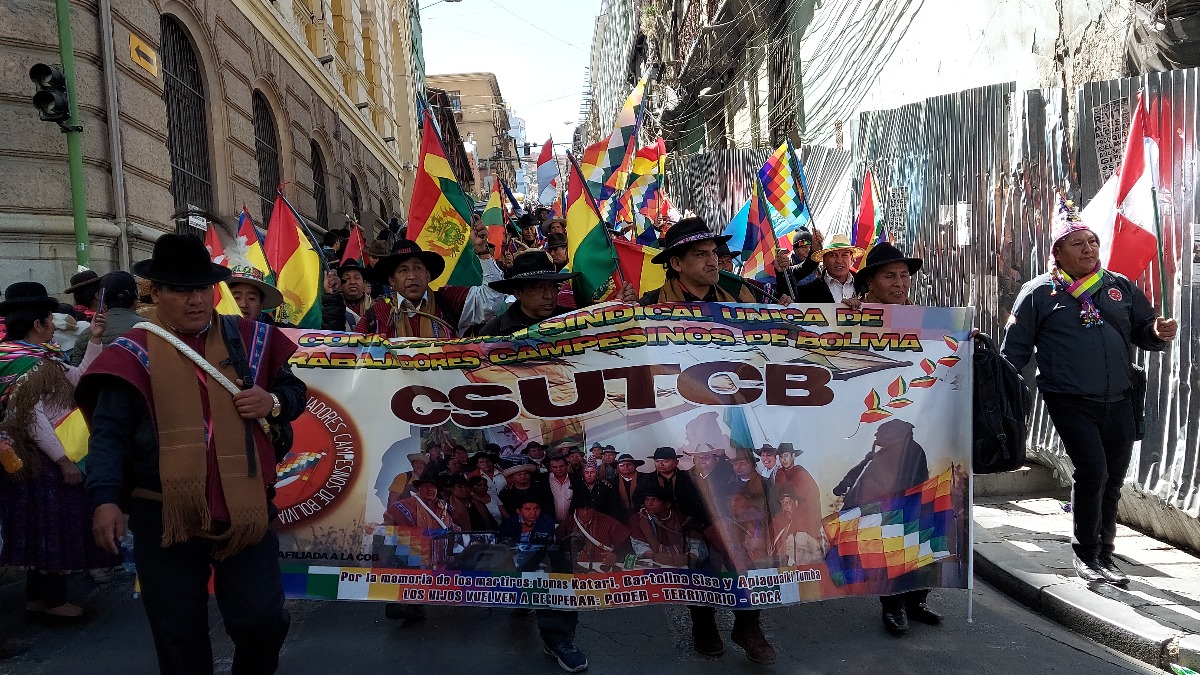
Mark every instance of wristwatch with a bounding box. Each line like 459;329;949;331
269;393;282;419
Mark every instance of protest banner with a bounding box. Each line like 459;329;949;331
274;301;974;611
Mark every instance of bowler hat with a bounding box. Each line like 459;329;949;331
64;270;102;295
132;233;233;287
854;242;922;289
615;453;645;467
651;447;682;460
373;239;445;282
545;232;568;249
488;250;578;294
651;217;730;264
0;282;59;316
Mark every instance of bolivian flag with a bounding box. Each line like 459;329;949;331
612;238;664;298
408;112;481;289
264;193;322;328
481;179;507;251
565;153;619;303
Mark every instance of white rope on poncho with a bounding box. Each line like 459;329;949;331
134;321;271;434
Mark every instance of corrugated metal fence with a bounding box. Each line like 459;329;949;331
851;73;1200;550
667;70;1200;551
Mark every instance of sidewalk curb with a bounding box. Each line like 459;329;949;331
974;522;1191;671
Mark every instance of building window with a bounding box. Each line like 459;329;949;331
252;91;281;224
349;175;362;224
160;16;213;234
310;141;329;230
448;90;461;113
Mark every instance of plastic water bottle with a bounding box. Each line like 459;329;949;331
120;531;136;574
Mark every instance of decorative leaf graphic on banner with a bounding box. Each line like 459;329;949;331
886;398;913;408
943;335;961;352
887;376;908;398
910;376;937;388
860;408;893;423
936;356;961;368
865;389;881;409
920;358;937;375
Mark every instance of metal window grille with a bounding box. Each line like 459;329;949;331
253;91;281;225
349;176;362;224
310;141;329;229
160;16;213;234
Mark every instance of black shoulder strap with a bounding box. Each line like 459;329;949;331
218;315;259;477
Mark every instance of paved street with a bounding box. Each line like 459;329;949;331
1;570;1155;674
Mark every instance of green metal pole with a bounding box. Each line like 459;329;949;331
54;0;90;269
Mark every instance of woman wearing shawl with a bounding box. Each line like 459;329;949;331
1002;194;1177;586
0;282;112;619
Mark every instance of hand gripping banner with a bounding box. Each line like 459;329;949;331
274;302;974;611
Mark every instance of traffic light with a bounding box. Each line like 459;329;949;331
29;63;71;123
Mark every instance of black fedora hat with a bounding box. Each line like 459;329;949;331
615;453;644;467
854;242;922;292
489;250;578;294
0;282;59;315
133;233;233;287
651;217;730;264
373;239;445;281
651;447;682;461
64;270;102;295
337;258;371;278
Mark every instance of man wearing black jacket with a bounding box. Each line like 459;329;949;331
791;233;864;305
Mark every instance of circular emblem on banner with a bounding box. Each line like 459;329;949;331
272;388;360;530
1108;288;1123;302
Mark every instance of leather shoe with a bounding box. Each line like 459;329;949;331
906;602;943;625
1073;556;1106;583
882;609;909;636
731;617;777;664
1097;554;1130;586
689;609;724;656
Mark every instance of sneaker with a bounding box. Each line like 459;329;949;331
1072;556;1105;583
1096;554;1130;586
543;641;588;673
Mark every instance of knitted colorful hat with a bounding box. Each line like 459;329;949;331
1050;192;1096;249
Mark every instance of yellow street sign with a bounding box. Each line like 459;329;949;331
129;35;159;77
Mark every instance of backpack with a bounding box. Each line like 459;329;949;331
972;332;1032;474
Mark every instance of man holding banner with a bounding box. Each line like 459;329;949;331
638;218;757;305
356;222;505;338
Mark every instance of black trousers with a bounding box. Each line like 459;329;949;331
1043;393;1136;559
27;570;67;607
688;605;761;625
880;589;930;613
129;502;290;675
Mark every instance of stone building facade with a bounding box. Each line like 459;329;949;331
0;0;424;295
425;72;514;198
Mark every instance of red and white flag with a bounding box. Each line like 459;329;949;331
536;138;558;206
1082;92;1161;280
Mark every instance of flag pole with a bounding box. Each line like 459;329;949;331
1150;184;1169;318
